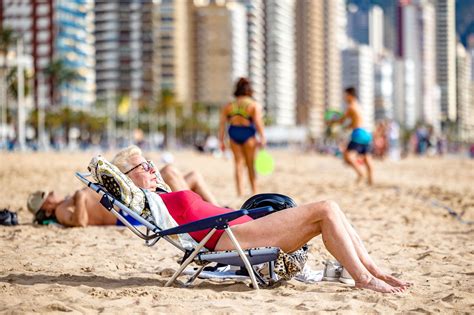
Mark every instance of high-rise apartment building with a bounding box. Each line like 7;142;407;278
456;43;473;142
265;0;296;126
324;0;345;119
56;1;95;109
436;0;457;123
160;0;194;107
342;44;374;130
347;0;398;54
1;0;95;109
95;1;160;106
398;0;438;129
369;5;384;56
194;1;247;106
296;0;344;137
393;58;416;129
374;56;394;121
296;0;324;136
238;0;265;108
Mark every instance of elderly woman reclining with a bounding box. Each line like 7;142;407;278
89;146;410;293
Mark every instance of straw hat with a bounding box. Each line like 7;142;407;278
27;190;48;214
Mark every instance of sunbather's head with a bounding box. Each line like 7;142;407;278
112;145;158;190
27;190;61;221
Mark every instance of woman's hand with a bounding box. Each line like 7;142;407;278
258;137;267;148
220;140;226;152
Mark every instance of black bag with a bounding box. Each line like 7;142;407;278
0;209;18;226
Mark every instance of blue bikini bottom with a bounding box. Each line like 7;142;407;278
228;125;256;145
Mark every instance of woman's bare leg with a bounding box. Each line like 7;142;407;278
160;165;219;205
160;165;189;191
184;171;219;205
334;207;410;288
241;138;257;194
215;201;406;293
230;141;245;196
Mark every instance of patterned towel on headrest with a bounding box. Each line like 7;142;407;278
88;155;148;216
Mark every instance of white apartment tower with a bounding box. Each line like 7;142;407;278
393;59;416;129
399;0;438;129
238;0;265;108
342;45;374;131
436;0;457;123
369;5;384;57
374;57;394;121
456;43;473;142
265;0;296;126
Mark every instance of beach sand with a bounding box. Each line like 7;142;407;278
0;150;473;313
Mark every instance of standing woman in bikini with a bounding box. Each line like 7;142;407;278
219;78;266;196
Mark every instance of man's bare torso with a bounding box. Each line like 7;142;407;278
55;188;116;226
346;102;363;129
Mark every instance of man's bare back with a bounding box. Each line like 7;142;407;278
55;188;116;227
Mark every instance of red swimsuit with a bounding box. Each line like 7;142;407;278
160;191;252;250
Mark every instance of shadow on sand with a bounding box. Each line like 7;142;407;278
0;273;167;289
0;273;260;292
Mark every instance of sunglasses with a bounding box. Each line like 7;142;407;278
125;160;155;174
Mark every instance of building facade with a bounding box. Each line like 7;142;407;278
369;5;384;56
398;0;438;129
265;0;296;126
159;0;194;108
56;1;95;109
393;58;416;129
436;0;457;123
193;1;247;106
1;0;95;110
95;1;160;108
456;43;473;142
296;0;344;137
238;0;265;108
374;56;394;121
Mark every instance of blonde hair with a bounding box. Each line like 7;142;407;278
112;145;143;173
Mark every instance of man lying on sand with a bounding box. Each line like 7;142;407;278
90;146;411;293
27;152;219;227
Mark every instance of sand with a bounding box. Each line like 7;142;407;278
0;150;473;313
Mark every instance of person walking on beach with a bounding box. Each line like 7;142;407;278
330;87;374;185
219;78;266;196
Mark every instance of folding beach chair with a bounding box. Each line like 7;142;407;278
76;172;283;290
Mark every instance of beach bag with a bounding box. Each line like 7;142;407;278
274;246;309;280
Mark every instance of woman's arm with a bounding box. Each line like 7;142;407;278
218;105;228;151
253;103;266;147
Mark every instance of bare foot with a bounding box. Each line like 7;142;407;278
355;275;406;293
356;174;364;184
379;273;412;288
